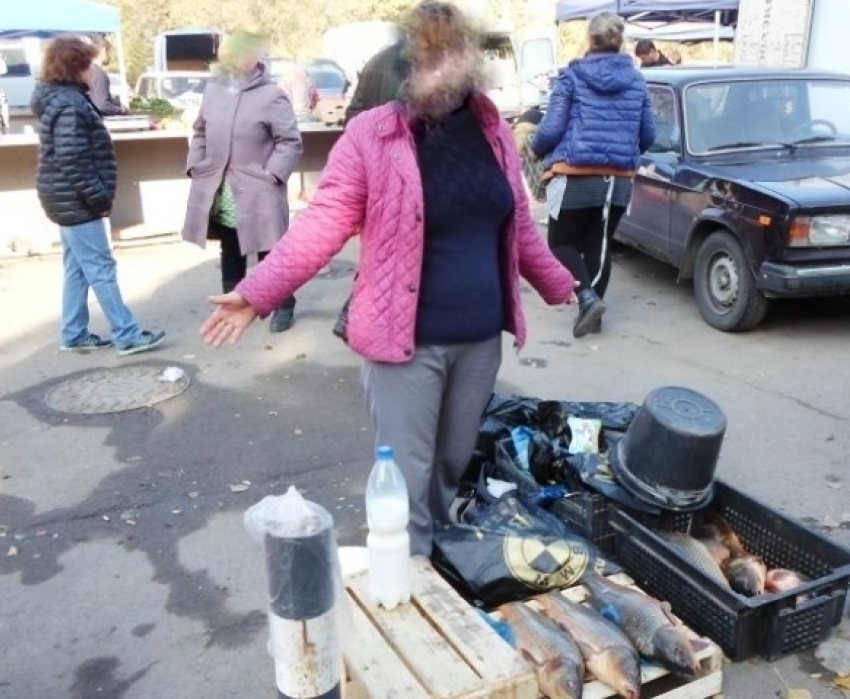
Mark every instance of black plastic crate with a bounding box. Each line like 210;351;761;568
609;480;850;661
493;439;614;552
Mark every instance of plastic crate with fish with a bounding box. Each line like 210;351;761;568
494;437;614;553
609;479;850;661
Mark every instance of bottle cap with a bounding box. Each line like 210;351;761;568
376;445;394;460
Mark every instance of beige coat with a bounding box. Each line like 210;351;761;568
182;65;303;256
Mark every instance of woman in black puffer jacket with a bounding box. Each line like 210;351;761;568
31;36;164;356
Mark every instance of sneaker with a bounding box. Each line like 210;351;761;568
60;333;113;352
117;330;166;357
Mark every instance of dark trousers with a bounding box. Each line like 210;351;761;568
217;222;295;308
547;205;626;300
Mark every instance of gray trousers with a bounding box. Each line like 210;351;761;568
361;337;502;556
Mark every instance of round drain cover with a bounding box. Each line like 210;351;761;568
44;366;190;415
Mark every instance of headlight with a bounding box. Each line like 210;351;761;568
789;215;850;247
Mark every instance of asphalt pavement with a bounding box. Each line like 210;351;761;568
1;228;849;699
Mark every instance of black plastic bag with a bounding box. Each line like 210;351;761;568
432;489;619;609
475;393;639;463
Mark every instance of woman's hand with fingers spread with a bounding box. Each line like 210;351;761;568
200;292;259;347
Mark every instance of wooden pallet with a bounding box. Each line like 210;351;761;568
501;572;725;699
343;562;723;699
343;556;537;699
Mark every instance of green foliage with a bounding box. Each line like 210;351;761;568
129;96;176;117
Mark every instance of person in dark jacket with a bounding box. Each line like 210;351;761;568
635;39;671;68
85;36;128;116
532;12;655;338
32;36;165;355
343;39;410;126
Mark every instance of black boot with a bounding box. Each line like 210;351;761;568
332;295;352;344
573;289;606;338
270;298;296;333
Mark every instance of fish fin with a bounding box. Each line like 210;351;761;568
659;601;679;624
520;648;543;669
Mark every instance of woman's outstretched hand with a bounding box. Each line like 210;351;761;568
200;292;259;347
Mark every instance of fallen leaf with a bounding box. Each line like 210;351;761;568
229;481;251;493
294;428;303;435
269;411;278;416
102;515;111;522
187;492;200;499
126;520;137;526
7;545;18;557
836;678;850;690
824;516;841;529
784;689;813;699
36;530;48;537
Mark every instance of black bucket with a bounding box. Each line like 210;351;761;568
609;386;726;512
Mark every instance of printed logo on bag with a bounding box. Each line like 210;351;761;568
503;535;590;590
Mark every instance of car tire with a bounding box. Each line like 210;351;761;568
693;230;769;332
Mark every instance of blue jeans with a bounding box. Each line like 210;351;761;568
60;218;141;348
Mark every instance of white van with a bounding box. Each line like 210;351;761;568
153;29;224;72
0;39;41;114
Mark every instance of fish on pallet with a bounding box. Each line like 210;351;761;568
581;574;701;678
499;602;585;699
538;592;641;699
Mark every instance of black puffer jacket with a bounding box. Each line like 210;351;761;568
31;82;117;226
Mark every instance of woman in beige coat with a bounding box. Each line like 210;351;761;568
182;31;303;332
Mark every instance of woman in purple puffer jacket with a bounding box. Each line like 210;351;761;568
199;1;578;557
533;12;656;339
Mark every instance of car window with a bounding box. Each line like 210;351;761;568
647;86;680;153
686;78;850;154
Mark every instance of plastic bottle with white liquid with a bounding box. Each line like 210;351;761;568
365;445;411;610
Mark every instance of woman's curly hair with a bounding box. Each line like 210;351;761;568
41;35;98;84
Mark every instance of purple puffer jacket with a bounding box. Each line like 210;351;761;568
236;92;576;363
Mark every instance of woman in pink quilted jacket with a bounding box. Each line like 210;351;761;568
200;1;578;556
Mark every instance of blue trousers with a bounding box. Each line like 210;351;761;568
60;218;141;348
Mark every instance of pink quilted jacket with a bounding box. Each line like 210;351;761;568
236;93;576;363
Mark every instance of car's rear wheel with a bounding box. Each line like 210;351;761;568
693;230;769;332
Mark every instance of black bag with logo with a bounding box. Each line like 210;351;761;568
432;486;618;610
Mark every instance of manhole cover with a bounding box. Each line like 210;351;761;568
44;366;190;415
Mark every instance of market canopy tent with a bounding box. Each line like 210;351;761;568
624;20;735;41
555;0;739;61
555;0;739;22
0;0;120;37
0;0;126;104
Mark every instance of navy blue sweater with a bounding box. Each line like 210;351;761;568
414;105;514;345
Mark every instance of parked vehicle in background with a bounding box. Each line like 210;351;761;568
152;29;223;72
304;59;349;100
320;21;403;90
0;39;39;113
615;67;850;332
134;71;211;111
